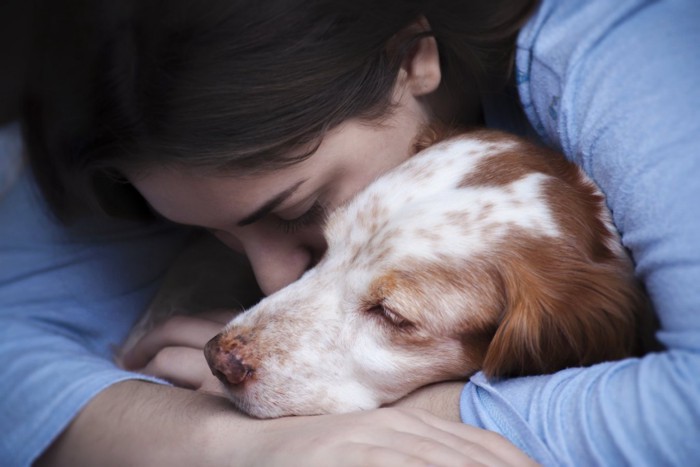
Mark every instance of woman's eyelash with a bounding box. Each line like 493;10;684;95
275;201;327;234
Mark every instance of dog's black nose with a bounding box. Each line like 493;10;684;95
204;334;253;386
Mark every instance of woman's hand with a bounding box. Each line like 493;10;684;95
244;407;539;467
120;310;234;397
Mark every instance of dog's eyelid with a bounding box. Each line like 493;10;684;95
366;303;414;329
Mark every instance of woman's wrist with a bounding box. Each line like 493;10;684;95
388;381;465;422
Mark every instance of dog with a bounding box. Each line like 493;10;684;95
202;127;654;418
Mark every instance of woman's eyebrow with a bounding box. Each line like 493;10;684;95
236;179;307;227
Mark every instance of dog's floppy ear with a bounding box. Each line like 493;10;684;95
481;244;645;378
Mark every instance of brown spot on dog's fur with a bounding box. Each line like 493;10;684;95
454;130;619;263
458;135;551;188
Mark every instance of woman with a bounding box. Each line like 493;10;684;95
2;0;698;465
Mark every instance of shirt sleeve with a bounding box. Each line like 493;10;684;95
461;1;700;465
0;124;191;466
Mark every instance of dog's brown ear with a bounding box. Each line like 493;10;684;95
481;245;645;378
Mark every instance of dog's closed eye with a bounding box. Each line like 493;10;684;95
365;303;414;329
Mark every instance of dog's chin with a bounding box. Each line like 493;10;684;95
237;398;387;419
224;386;386;419
229;398;329;419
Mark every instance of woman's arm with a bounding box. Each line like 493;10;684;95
37;380;537;467
36;382;235;467
459;1;700;465
0;123;187;465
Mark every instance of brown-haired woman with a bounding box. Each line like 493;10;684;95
2;0;698;465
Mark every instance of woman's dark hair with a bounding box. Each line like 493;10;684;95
22;0;539;222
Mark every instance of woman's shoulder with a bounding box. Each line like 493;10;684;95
518;0;668;64
517;0;697;93
515;0;699;152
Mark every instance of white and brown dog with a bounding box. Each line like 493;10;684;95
199;127;651;418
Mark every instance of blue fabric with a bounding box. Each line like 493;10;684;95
0;124;189;466
465;0;700;465
1;1;698;465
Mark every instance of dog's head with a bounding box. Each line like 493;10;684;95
205;129;647;418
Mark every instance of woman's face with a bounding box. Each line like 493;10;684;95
130;85;430;295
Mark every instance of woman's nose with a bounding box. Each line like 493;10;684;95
242;231;326;295
248;244;310;295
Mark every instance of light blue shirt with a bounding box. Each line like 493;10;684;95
465;0;700;465
1;1;698;465
0;124;190;466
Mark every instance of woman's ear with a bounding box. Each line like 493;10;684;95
398;17;441;97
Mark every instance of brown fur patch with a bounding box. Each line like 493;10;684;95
481;232;648;377
458;130;619;262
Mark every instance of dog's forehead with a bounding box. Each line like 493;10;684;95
323;138;498;242
322;137;561;269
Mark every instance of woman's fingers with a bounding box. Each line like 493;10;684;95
365;408;535;467
121;315;223;370
408;409;538;466
138;346;224;394
386;383;535;464
373;430;487;467
262;408;536;467
339;443;456;467
195;309;239;325
119;311;240;394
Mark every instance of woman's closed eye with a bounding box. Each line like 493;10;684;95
274;200;327;234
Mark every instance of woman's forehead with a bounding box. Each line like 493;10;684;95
129;159;314;226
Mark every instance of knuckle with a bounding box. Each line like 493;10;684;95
363;407;432;432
